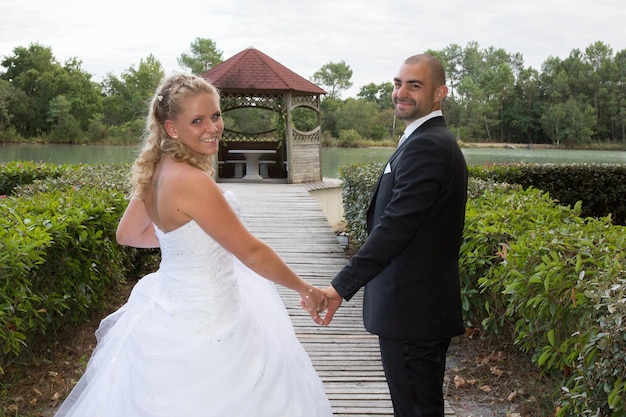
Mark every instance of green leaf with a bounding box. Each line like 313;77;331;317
547;329;555;347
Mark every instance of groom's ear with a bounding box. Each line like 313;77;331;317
435;85;448;102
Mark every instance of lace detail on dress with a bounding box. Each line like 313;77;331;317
151;190;243;341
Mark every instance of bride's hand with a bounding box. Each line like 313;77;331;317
299;284;327;325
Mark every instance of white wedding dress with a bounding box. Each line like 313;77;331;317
54;190;332;417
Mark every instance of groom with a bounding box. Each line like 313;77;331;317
319;54;468;417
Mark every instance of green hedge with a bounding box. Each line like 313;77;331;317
340;162;384;247
464;183;626;416
0;161;66;196
340;163;626;416
0;163;158;374
468;163;626;226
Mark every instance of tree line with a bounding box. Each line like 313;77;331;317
0;38;624;148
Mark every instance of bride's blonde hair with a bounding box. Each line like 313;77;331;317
129;73;220;198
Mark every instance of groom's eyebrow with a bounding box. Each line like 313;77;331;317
393;77;424;86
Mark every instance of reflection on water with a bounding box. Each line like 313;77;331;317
1;143;625;179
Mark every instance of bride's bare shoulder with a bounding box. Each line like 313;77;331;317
161;160;213;186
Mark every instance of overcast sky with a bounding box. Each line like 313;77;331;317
1;0;624;97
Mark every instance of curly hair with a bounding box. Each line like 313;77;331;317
129;73;220;198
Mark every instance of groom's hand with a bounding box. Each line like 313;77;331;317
321;285;342;326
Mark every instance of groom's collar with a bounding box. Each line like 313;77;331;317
402;110;443;138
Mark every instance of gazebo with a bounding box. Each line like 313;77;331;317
200;47;327;184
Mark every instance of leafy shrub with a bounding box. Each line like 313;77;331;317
87;113;108;143
462;180;626;416
0;205;54;357
558;277;626;416
0;187;126;364
0;161;66;195
0;163;158;373
458;179;525;329
12;163;131;197
337;129;362;148
469;163;626;225
339;162;382;247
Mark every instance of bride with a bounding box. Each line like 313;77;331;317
54;73;332;417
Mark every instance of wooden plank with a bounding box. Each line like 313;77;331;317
223;183;456;417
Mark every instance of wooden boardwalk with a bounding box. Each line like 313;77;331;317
224;182;456;417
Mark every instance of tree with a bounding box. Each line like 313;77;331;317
429;44;463;98
0;43;61;136
0;80;15;131
541;98;596;147
483;63;515;142
57;57;103;130
357;82;393;110
502;67;543;144
311;61;353;99
224;107;274;133
0;43;102;137
47;95;81;142
456;76;487;140
47;95;72;126
101;73;130;127
177;38;223;74
319;97;343;137
614;49;626;142
583;41;618;140
335;98;379;139
562;98;597;146
101;55;164;126
291;107;318;132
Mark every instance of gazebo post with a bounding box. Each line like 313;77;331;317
285;92;294;184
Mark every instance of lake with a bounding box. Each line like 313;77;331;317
1;143;625;179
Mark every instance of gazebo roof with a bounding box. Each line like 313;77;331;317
200;47;326;95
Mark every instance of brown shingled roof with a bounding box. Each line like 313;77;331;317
200;47;326;95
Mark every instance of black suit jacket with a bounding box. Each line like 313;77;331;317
331;116;467;340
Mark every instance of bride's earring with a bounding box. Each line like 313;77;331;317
164;120;178;139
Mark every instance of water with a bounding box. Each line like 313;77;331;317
2;143;625;179
321;146;626;178
0;143;139;165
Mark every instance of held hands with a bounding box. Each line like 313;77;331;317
320;285;342;326
299;284;343;326
299;284;328;326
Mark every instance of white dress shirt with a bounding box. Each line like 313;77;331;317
398;110;443;147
